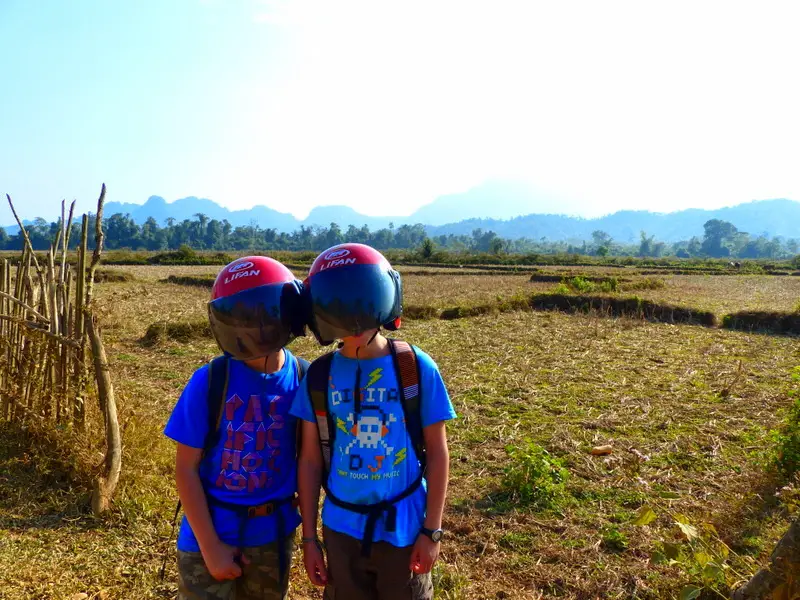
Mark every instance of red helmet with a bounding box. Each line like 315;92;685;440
208;256;305;360
304;243;402;345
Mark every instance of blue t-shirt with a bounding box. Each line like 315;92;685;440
290;345;456;548
164;350;303;551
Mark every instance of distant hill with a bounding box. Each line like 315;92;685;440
426;199;800;243
3;183;800;242
412;180;575;226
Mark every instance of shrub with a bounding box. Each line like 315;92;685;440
597;276;619;293
566;276;595;294
553;282;572;295
502;440;569;510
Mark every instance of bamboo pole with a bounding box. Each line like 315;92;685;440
73;215;88;428
5;194;42;280
0;259;7;419
85;183;106;307
87;313;121;515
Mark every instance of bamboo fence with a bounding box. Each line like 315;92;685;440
0;185;121;513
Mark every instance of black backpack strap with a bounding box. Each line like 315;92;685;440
387;339;425;470
293;355;310;458
306;352;336;474
203;355;231;458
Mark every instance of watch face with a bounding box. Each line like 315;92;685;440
432;530;443;542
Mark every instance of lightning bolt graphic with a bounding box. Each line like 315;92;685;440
393;448;407;466
365;368;383;389
336;417;349;435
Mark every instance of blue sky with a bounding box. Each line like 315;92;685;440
2;1;800;226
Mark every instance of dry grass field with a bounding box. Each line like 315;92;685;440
0;265;799;599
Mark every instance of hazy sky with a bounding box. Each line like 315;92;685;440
2;0;799;224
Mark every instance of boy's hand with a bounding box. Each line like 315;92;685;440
302;540;329;586
409;534;440;574
203;541;249;581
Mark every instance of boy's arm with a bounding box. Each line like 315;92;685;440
410;421;450;574
175;444;245;580
297;419;324;537
298;419;328;586
422;421;450;530
175;444;218;551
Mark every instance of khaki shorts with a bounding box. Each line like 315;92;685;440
177;537;293;600
322;526;433;600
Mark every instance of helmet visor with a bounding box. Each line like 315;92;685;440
208;281;304;360
308;264;401;344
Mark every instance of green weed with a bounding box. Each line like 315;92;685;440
502;440;569;510
432;562;468;600
601;525;629;552
771;367;800;478
633;505;744;598
499;531;536;550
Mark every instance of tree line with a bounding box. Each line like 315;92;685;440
0;213;798;260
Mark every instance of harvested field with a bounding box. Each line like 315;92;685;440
1;267;799;599
626;274;800;315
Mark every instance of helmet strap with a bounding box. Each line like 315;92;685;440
353;329;380;416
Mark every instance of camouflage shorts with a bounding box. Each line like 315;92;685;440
177;537;293;600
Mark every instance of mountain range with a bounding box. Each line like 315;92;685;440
3;181;800;243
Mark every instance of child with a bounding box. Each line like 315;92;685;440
291;243;456;600
164;256;308;600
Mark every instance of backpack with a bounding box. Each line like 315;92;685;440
305;338;425;557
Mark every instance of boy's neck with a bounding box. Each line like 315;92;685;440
339;332;389;360
242;348;285;374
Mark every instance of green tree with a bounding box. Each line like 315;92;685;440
420;237;435;259
591;230;613;249
194;213;209;247
325;222;343;248
490;236;505;255
638;231;655;257
701;219;739;257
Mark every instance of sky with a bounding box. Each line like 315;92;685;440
1;0;800;225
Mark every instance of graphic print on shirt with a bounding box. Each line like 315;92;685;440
330;367;408;481
214;392;291;494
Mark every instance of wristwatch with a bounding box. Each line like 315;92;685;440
420;527;444;542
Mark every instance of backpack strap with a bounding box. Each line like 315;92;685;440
295;356;310;382
203;355;231;459
306;352;336;474
294;355;310;458
387;339;425;471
